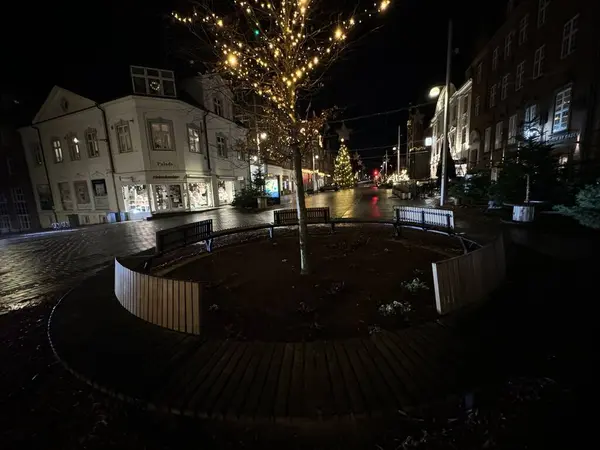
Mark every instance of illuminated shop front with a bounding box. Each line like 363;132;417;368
218;179;236;205
123;184;151;220
187;180;213;210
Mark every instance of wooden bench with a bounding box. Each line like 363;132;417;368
271;207;331;237
394;206;454;232
155;219;214;255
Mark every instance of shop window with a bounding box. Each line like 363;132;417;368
58;182;73;210
37;184;53;210
92;179;109;209
74;180;91;206
188;182;213;209
123;185;150;214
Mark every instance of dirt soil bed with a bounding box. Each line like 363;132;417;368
168;226;463;341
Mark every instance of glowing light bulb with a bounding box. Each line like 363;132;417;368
380;1;390;12
334;28;343;40
313;56;319;64
227;54;238;66
217;19;223;27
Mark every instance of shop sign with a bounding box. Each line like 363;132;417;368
156;161;175;167
547;131;577;144
153;175;180;180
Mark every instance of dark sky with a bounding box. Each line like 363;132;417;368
2;0;505;168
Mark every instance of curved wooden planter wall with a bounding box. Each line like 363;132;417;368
432;234;506;315
114;257;201;335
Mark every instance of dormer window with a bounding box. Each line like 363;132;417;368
130;66;176;97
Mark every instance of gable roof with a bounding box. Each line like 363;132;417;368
32;86;97;124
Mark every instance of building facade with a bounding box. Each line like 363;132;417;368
429;79;474;179
469;0;600;171
1;93;41;234
19;69;252;228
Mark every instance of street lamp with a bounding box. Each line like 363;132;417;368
73;137;79;143
428;86;441;99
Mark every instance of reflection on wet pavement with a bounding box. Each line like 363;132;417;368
0;188;454;312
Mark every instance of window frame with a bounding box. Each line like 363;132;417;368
495;121;503;150
489;84;497;108
552;85;572;134
492;47;499;70
51;138;63;163
213;97;223;116
516;61;525;91
504;31;514;59
216;134;228;158
501;74;510;101
31;143;43;165
85;128;100;158
147;118;175;151
115;120;133;153
187;124;203;153
519;14;529;45
524;104;539;139
130;66;177;97
533;45;545;79
484;127;491;153
538;0;548;28
508;114;518;145
66;133;81;161
561;14;579;59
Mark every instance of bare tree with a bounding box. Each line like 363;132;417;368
173;0;393;274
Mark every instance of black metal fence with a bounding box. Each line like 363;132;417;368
155;219;213;254
274;207;330;226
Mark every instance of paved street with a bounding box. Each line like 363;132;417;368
0;187;458;313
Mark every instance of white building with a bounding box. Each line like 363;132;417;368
429;79;474;178
19;68;253;228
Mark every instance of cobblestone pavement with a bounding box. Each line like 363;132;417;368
0;187;494;313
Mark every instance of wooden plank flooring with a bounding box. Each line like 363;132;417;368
50;267;499;423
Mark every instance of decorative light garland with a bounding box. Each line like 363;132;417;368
172;1;394;117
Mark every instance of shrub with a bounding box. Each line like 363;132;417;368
401;278;429;293
554;179;600;229
231;187;263;208
448;170;491;205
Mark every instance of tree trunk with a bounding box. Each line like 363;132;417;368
293;145;310;275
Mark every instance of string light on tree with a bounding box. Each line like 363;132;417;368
173;0;394;274
334;141;355;189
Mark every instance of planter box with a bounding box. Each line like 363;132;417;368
512;205;535;223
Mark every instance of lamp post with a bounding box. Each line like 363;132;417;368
312;152;320;191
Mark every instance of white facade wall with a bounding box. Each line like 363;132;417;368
430;80;473;178
19;82;254;228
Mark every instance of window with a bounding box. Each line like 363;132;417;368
461;126;467;146
504;31;514;59
86;128;100;157
519;15;529;45
489;84;497;108
475;96;480;116
533;45;545;79
148;120;174;150
495;122;503;149
476;63;483;83
216;135;227;157
115;121;133;153
6;157;14;176
31;143;43;165
130;66;176;97
524;104;538;138
561;15;579;58
501;74;510;100
18;214;30;230
214;97;223;116
92;179;109;209
516;61;525;91
66;134;81;161
51;139;63;163
237;151;244;160
553;86;572;134
538;0;548;27
36;184;53;210
484;127;491;153
187;125;202;153
74;181;91;205
492;47;499;70
11;187;25;203
508;114;518;144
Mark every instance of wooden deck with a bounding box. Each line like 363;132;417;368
49;267;499;423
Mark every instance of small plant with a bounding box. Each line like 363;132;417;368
208;304;219;312
378;300;413;317
297;301;315;314
401;277;429;293
368;325;382;335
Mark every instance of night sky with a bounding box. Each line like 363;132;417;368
2;0;505;168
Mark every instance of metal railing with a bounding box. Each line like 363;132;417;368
274;207;330;226
155;219;213;254
394;206;454;231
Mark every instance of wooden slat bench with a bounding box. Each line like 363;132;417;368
271;207;331;237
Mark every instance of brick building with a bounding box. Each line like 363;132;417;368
468;0;600;172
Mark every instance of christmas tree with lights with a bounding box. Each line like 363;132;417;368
334;142;354;188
